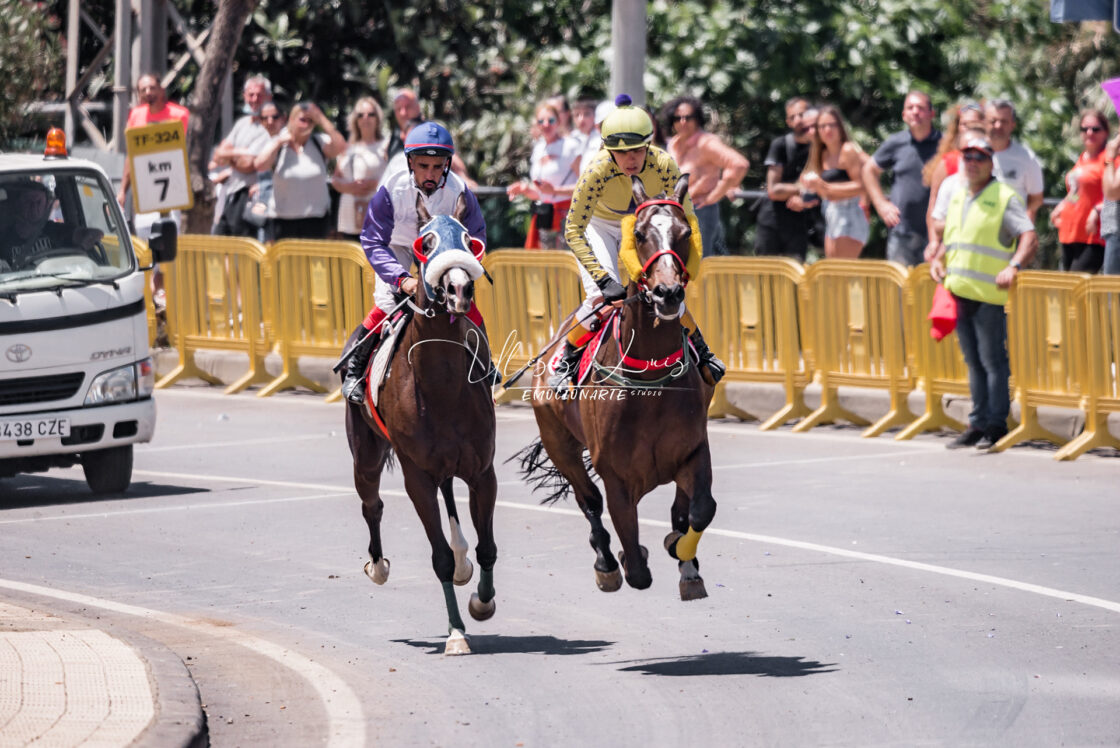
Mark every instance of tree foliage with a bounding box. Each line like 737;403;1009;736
0;0;62;144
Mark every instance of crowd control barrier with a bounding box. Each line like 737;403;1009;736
257;239;374;400
475;249;585;403
794;260;915;437
1055;276;1120;460
156;235;273;394
895;265;970;440
690;257;811;428
992;271;1090;453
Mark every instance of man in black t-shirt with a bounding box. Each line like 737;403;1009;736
756;98;820;262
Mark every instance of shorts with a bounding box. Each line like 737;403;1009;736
822;197;869;243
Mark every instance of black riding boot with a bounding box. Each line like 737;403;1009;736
341;332;380;405
548;341;585;394
689;329;726;385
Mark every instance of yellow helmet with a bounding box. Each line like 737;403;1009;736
600;94;653;151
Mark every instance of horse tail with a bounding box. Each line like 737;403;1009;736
509;438;597;506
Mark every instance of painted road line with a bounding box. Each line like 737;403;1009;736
0;578;366;748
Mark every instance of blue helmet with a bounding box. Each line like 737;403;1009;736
404;122;455;158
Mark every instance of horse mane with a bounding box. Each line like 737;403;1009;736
509;438;597;505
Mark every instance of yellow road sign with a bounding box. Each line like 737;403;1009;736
125;120;193;214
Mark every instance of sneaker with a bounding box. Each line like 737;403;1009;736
946;427;984;449
976;427;1008;451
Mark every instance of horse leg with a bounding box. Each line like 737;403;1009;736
346;403;390;585
600;470;651;590
665;447;718;601
399;458;469;655
440;478;474;586
538;425;620;591
466;465;498;622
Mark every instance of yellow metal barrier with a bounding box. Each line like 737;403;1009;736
475;249;585;403
992;271;1090;453
132;237;158;349
895;265;970;440
258;239;375;399
794;259;915;437
1055;276;1120;459
689;257;811;428
155;234;273;394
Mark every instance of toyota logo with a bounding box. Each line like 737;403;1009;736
6;344;31;363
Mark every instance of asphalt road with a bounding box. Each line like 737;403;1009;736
1;386;1118;747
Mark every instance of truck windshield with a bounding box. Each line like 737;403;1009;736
0;170;134;293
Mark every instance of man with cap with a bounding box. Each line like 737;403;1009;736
929;135;1037;450
341;121;489;404
551;94;725;392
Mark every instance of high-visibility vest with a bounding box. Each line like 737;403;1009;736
943;179;1018;305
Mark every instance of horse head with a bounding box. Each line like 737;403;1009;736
413;193;486;315
628;174;693;321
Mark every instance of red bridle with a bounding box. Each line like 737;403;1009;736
633;199;690;286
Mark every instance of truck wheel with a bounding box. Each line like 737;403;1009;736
81;445;133;494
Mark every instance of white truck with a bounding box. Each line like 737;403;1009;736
0;132;176;494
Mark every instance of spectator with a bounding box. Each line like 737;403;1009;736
382;116;425;184
570;98;598;153
986;99;1045;221
663;95;749;257
863;90;942;266
1050;109;1110;273
579;100;613;173
506;101;582;249
926;122;989;261
923;101;985;244
547;93;572;135
756;97;819;262
253;102;347;241
1100;133;1120;275
332;97;389;241
211;75;273;237
240;101;287;238
800;105;870;259
930;136;1036;450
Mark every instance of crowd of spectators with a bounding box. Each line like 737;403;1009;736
111;73;1120;276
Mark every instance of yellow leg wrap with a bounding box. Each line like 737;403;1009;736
675;527;703;562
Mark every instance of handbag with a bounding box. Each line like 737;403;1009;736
928;283;957;341
530;200;555;226
242;171;274;229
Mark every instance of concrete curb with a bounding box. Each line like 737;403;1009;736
0;589;207;748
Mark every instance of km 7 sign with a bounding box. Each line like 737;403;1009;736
126;120;193;214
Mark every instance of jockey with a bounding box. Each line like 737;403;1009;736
342;121;488;404
551;94;726;391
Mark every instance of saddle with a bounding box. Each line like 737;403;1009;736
363;309;412;414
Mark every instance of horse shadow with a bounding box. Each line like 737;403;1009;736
610;651;838;678
392;634;614;657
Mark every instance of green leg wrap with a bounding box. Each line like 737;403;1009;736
442;581;466;634
478;567;495;604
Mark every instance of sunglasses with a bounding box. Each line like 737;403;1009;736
961;151;991;162
674;114;697;122
262;114;282;121
537;117;557;125
357;112;378;119
1080;125;1105;133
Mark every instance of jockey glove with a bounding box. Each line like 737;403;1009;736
596;276;627;303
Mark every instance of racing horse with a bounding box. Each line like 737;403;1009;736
519;174;717;600
344;195;498;654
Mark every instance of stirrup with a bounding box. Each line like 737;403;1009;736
342;376;366;405
548;344;583;395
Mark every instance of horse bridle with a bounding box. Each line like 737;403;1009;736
409;219;486;316
632;199;691;303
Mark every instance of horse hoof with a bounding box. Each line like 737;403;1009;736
364;558;390;585
664;531;683;558
468;592;496;621
595;568;623;592
444;629;471;656
617;546;649;568
453;557;475;587
679;577;708;601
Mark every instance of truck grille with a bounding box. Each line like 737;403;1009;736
0;373;85;406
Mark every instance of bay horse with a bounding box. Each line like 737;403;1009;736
344;194;498;654
518;174;717;600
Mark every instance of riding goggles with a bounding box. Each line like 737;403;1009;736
602;131;652;150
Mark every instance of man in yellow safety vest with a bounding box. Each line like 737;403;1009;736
930;135;1037;450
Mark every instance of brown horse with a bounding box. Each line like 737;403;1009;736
344;195;498;654
518;175;717;600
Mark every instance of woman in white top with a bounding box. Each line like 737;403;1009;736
332;97;389;241
506;102;583;249
254;102;346;241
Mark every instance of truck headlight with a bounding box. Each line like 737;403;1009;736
85;362;143;405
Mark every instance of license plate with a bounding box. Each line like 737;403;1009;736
0;417;71;441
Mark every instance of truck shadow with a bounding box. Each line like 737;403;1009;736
0;474;204;509
610;650;838;677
